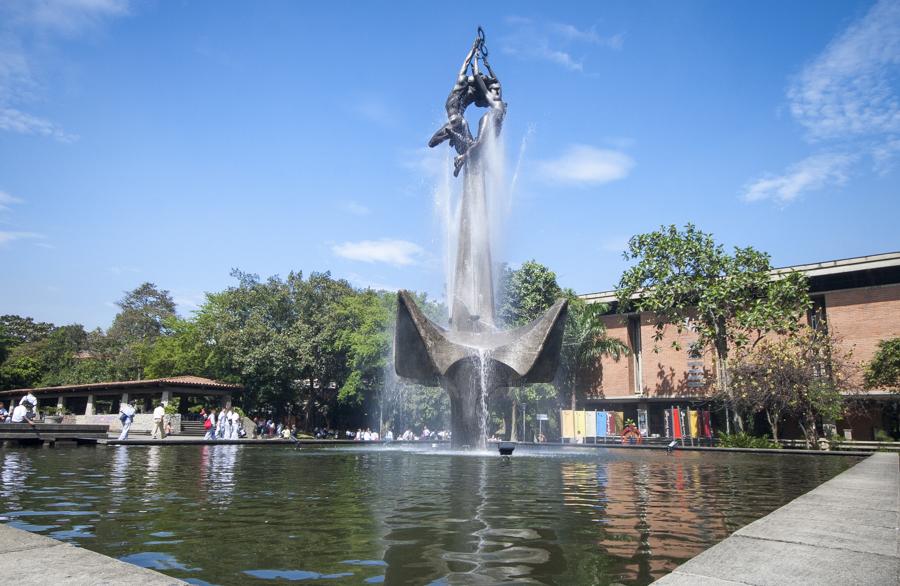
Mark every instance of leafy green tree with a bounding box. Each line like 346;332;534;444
107;283;178;380
0;315;55;345
616;224;811;431
498;260;564;326
865;338;900;390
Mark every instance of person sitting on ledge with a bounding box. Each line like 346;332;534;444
0;401;8;423
11;399;36;426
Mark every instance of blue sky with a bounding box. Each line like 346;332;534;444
1;0;898;329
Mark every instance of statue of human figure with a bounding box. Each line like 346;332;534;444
451;55;506;176
429;29;507;176
428;38;480;156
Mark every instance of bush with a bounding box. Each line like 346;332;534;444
717;432;781;449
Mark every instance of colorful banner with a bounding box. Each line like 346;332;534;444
585;410;597;438
561;409;574;439
574;410;587;438
596;411;608;437
689;410;699;438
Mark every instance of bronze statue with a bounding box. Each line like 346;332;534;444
428;27;507;176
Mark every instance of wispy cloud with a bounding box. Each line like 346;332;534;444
109;265;140;275
0;0;132;141
537;144;634;186
0;190;24;211
332;239;425;266
743;153;857;203
501;16;624;72
345;272;399;293
0;230;43;245
745;0;900;205
788;0;900;140
338;201;371;216
349;95;396;127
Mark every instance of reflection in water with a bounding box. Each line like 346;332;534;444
0;446;857;585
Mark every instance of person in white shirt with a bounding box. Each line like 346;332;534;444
151;402;166;439
229;409;240;439
216;408;227;439
19;392;37;408
11;400;36;426
118;401;136;440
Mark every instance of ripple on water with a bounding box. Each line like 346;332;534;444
243;570;355;581
119;552;200;572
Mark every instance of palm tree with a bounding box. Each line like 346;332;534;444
560;300;629;411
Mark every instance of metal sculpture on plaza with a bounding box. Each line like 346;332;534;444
395;28;568;449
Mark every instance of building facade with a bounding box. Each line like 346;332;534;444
578;252;900;441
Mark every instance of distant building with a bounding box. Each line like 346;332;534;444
578;252;900;440
0;375;241;418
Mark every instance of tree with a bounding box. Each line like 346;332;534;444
107;283;178;380
729;326;856;446
559;299;629;411
498;260;564;327
865;338;900;390
616;224;811;431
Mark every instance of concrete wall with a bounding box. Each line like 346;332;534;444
74;413;182;434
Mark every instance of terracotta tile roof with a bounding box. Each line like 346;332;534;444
0;375;242;396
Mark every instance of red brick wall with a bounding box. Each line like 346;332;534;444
587;315;634;398
825;284;900;387
640;313;714;398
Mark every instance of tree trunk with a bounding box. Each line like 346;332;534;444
570;371;578;412
765;409;779;441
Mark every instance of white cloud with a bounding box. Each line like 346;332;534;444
501;17;624;72
332;239;425;266
743;0;900;205
0;106;78;141
350;95;395;127
345;272;399;293
108;265;140;275
537;145;634;186
0;230;42;245
338;201;370;216
788;0;900;140
742;153;857;203
0;0;131;141
0;190;23;211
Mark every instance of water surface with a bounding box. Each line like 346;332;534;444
0;445;857;585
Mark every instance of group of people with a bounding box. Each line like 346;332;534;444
0;393;39;426
200;407;244;440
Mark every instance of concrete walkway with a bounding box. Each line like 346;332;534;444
654;452;899;585
0;523;187;585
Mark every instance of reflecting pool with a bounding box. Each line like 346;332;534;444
0;445;857;585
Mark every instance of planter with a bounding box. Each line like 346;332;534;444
43;415;63;424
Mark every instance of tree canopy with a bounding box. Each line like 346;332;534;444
615;223;811;430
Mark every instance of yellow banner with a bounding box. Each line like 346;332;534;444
574;410;587;437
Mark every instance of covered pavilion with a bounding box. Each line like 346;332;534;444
0;375;242;417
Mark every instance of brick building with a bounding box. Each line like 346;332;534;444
578;252;900;440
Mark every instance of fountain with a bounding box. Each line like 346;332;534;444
394;28;568;449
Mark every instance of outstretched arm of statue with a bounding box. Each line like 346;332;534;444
457;43;479;78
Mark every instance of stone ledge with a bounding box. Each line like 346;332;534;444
0;523;187;585
653;452;899;586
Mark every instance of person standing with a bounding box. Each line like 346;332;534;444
151;402;166;439
229;409;241;439
118;400;135;440
204;408;217;440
